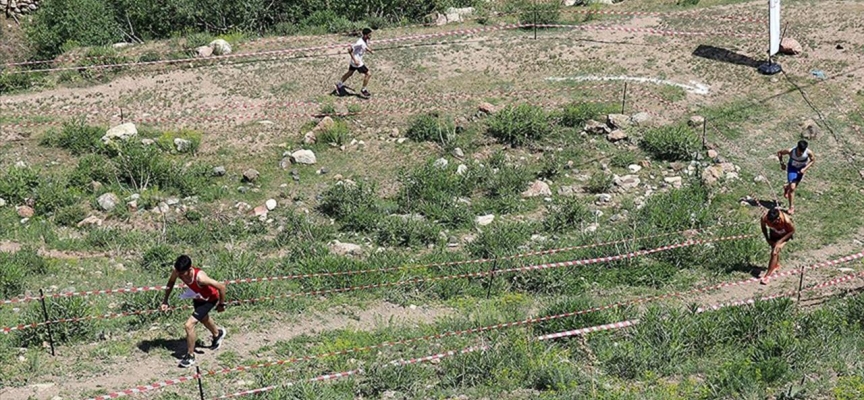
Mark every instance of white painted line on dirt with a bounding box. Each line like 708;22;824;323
546;75;710;95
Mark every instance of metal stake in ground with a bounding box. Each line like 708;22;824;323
702;119;708;150
796;265;806;303
38;289;56;356
533;0;538;40
486;259;499;299
196;366;206;400
620;82;628;114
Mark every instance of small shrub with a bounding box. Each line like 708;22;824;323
406;112;456;144
32;176;81;215
396;160;476;216
585;171;612;194
0;71;35;93
184;31;214;49
677;0;700;5
54;204;87;227
121;292;167;327
640;124;700;161
0;166;40;204
141;244;174;274
70;153;117;189
535;152;561;179
26;0;121;59
480;153;532;199
543;197;590;232
137;51;162;63
559;102;615;128
486;104;550;146
155;129;202;154
376;217;440;247
19;296;93;346
317;181;381;232
467;221;533;259
610;152;637;169
534;296;618;334
518;0;561;25
39;121;104;155
318;120;351;146
320;103;337;115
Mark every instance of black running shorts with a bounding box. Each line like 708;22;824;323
192;299;217;322
349;64;369;74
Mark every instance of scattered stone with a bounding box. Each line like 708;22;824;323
584;223;599;233
172;138;192;153
330;240;363;256
0;198;5;207
252;205;268;218
237;186;248;194
127;200;138;212
333;174;344;181
607;114;631;129
557;185;579;196
77;216;103;228
195;45;213;58
209;39;232;56
303;131;317;144
101;122;137;143
444;6;474;22
141;138;155;146
478;102;498;115
688;115;705;127
433;158;448;169
452;147;465;158
97;192;120;211
243;169;260;182
664;176;683;188
290;150;317;165
521;180;552;198
613;174;640;191
475;214;495;226
607;129;628;142
14;160;27;168
707;149;719;159
213;166;226;176
725;172;740;181
596;193;612;203
630;112;652;125
627;164;642;173
801;119;820;139
701;165;724;185
265;199;277;211
584;120;610;135
279;157;292;169
779;37;803;55
165;197;180;206
16;206;34;218
754;175;767;183
456;164;468;176
390;128;401;138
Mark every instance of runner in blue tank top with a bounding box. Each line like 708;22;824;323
776;140;815;215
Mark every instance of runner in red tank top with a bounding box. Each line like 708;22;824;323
161;255;228;368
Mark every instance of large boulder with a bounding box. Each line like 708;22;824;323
209;39;232;56
101;123;137;144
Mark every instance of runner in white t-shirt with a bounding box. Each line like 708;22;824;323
335;28;374;98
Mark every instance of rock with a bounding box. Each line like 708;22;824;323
0;198;5;207
452;147;465;158
445;6;474;22
688;115;705;127
557;185;579;196
639;159;651;168
433;12;448;26
89;181;103;193
701;165;724;185
279;157;292;169
252;205;268;217
112;42;131;49
141;138;155;146
627;164;642;173
127;200;138;212
707;149;719;159
456;164;468;176
475;214;495;226
243;169;260;182
584;119;610;135
433;158;448;169
630;112;652;125
754;175;767;183
389;128;401;138
101;122;137;143
779;37;802;55
174;138;192;153
664;176;683;188
584;223;599;233
213;166;226;176
718;162;736;173
209;39;232;56
801;119;819;139
97;193;120;211
303;131;317;144
725;172;740;181
313;116;335;133
670;162;686;172
478;102;498;115
76;215;103;228
196;45;213;58
16;206;34;218
521;180;552;198
596;193;612;203
330;241;363;256
607;114;631;129
607;130;628;142
265;199;277;211
396;138;407;144
613;174;640;191
290;150;317;165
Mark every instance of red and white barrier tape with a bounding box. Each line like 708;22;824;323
558;8;764;23
535;23;759;38
87;374;200;400
87;252;862;400
0;224;743;305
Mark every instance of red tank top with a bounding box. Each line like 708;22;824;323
186;268;219;302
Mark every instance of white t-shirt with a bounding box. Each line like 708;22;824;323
350;38;368;67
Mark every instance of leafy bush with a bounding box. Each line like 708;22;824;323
141;244;174;273
317;120;351;146
677;0;700;5
155;129;202;154
640;124;701;161
486;104;551;146
406;112;456;144
20;296;93;346
70;154;118;189
396;160;476;223
479;152;532;199
543;197;590;232
610;151;637;169
535;152;561;179
559;102;615;128
39;121;104;155
0;71;35;93
54;205;87;227
26;0;122;59
0;166;40;205
0;248;46;298
32;176;81;215
317;181;381;232
585;171;612;194
376;217;440;247
184;31;214;49
467;221;533;259
517;0;561;25
634;183;711;233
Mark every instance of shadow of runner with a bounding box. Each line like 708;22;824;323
693;45;762;68
137;338;204;359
